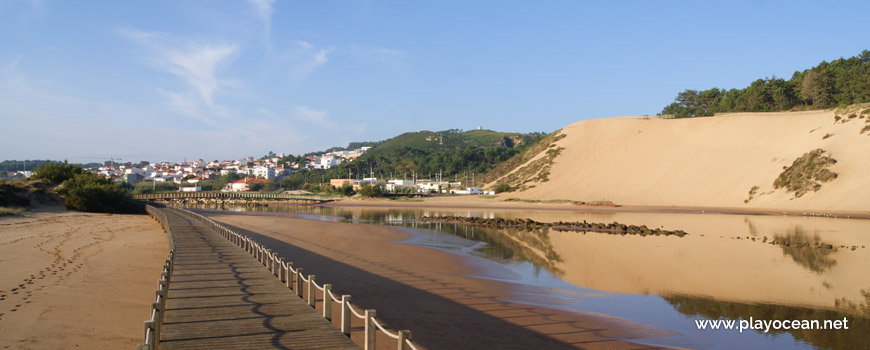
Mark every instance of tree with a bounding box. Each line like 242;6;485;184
32;161;85;184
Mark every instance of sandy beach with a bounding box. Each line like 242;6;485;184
208;211;675;350
0;211;168;350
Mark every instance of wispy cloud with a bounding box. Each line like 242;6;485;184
290;106;367;137
1;54;24;76
349;45;407;66
119;28;238;120
287;41;332;83
247;0;275;34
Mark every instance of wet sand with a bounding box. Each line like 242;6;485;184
208;211;675;350
0;211;168;350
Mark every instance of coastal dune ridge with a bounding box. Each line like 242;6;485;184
495;109;870;212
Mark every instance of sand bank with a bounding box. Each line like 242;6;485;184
208;212;675;350
0;211;168;349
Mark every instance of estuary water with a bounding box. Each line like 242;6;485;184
185;203;870;350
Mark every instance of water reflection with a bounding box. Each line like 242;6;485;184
183;202;870;349
664;294;870;349
775;227;837;273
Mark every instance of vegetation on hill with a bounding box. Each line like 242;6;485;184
278;129;546;189
0;179;61;215
31;162;143;214
477;130;566;192
773;149;838;198
661;50;870;117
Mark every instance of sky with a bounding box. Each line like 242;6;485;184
1;0;869;163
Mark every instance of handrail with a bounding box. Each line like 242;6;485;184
137;205;176;350
131;192;332;202
163;205;421;350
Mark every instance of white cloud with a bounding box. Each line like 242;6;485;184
287;41;332;83
165;44;238;106
247;0;275;34
119;28;238;120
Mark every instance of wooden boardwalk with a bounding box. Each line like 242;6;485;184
156;208;358;350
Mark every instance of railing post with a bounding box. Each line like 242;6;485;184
341;295;352;336
295;268;304;297
152;302;162;348
398;330;412;350
307;275;316;307
278;258;285;281
292;262;293;289
323;284;332;320
144;320;155;347
365;309;376;350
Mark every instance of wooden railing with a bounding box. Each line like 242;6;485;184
133;192;332;202
137;205;176;350
166;206;421;350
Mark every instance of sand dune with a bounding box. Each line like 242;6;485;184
495;109;870;212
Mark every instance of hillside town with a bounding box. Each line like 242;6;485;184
79;146;486;195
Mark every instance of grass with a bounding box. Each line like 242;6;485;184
0;207;27;216
477;130;565;189
774;149;838;198
822;133;834;140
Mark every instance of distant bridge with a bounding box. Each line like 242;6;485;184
133;192;334;204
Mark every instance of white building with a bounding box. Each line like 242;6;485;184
385;179;416;192
252;166;276;179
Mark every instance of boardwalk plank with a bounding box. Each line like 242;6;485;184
156;209;358;350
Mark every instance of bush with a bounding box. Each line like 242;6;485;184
357;184;383;197
32;161;85;184
132;181;179;194
773;149;838;198
57;173;143;213
338;184;355;196
0;181;31;207
494;183;511;193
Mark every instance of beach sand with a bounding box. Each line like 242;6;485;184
0;211;168;350
208;211;675;350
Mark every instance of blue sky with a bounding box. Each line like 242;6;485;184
1;0;868;163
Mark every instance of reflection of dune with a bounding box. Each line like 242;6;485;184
663;294;870;350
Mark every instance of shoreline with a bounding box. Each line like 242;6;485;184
320;196;870;219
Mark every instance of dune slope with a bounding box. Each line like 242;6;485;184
492;109;870;212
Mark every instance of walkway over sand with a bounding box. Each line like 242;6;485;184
154;208;358;349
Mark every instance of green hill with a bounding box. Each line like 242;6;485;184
278;129;547;189
364;129;535;157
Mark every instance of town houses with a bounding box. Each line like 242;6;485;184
305;146;371;170
81;146;489;195
95;156;295;190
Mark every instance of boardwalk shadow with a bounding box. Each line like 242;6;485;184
216;216;664;350
160;210;355;350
